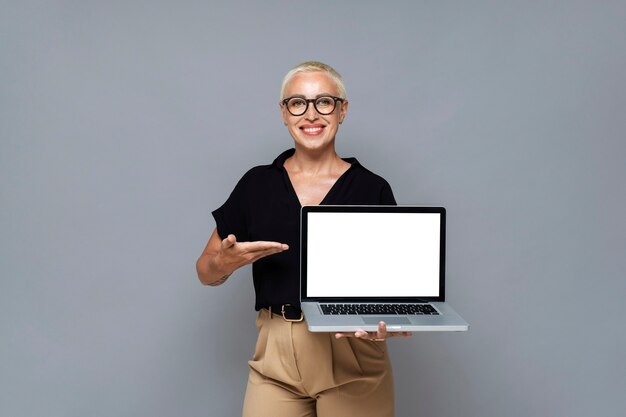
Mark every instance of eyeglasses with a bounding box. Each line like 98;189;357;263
281;95;344;116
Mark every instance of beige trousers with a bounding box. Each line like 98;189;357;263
242;310;394;417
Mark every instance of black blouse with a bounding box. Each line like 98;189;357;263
212;148;396;310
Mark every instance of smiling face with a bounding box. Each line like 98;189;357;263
280;71;348;154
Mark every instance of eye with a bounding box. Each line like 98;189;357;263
290;99;307;109
316;97;333;107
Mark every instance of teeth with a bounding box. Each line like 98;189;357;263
303;127;322;133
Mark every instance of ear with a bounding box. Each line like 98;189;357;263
279;101;289;125
338;99;349;124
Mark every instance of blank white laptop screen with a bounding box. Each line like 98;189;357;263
306;212;441;297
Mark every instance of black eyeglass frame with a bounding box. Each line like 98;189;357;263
281;95;345;116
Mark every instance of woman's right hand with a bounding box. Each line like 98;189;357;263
196;229;288;286
215;234;289;273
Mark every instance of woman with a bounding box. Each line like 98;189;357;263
196;61;410;417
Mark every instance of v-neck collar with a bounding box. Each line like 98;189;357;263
273;148;359;207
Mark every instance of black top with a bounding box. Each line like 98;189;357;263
212;148;396;310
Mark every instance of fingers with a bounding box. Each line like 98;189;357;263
221;234;237;249
334;321;413;340
237;242;289;264
374;322;412;338
219;236;289;267
376;321;387;340
221;235;288;253
334;329;379;340
239;241;289;253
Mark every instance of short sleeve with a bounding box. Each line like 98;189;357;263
211;171;252;242
380;180;397;205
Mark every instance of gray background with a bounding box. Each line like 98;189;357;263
1;1;625;416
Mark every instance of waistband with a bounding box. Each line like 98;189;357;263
262;304;303;322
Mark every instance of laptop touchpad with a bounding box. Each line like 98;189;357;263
363;317;411;325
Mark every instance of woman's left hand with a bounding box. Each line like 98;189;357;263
334;321;412;341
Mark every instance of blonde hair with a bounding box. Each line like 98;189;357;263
280;61;346;100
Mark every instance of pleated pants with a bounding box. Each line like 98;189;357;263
242;309;394;417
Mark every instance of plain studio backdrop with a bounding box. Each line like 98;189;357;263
1;1;625;416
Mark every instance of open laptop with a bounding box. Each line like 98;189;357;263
300;206;469;332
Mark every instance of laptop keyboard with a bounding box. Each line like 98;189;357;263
320;303;439;315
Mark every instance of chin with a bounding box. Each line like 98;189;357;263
295;138;334;152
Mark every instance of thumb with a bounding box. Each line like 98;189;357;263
222;234;237;249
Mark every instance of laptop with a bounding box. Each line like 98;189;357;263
300;206;469;332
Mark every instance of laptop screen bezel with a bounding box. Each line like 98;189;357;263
300;205;446;303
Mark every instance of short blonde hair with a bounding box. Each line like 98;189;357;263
280;61;346;100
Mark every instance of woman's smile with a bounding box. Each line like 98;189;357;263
300;124;325;136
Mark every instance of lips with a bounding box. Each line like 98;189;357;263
300;125;325;136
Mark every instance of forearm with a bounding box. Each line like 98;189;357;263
196;253;233;286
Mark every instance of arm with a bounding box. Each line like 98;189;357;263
196;228;289;286
196;229;234;286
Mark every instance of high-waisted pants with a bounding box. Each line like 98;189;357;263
241;309;394;417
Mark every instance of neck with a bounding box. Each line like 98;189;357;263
287;144;343;175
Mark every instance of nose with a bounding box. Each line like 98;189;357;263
304;100;319;120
